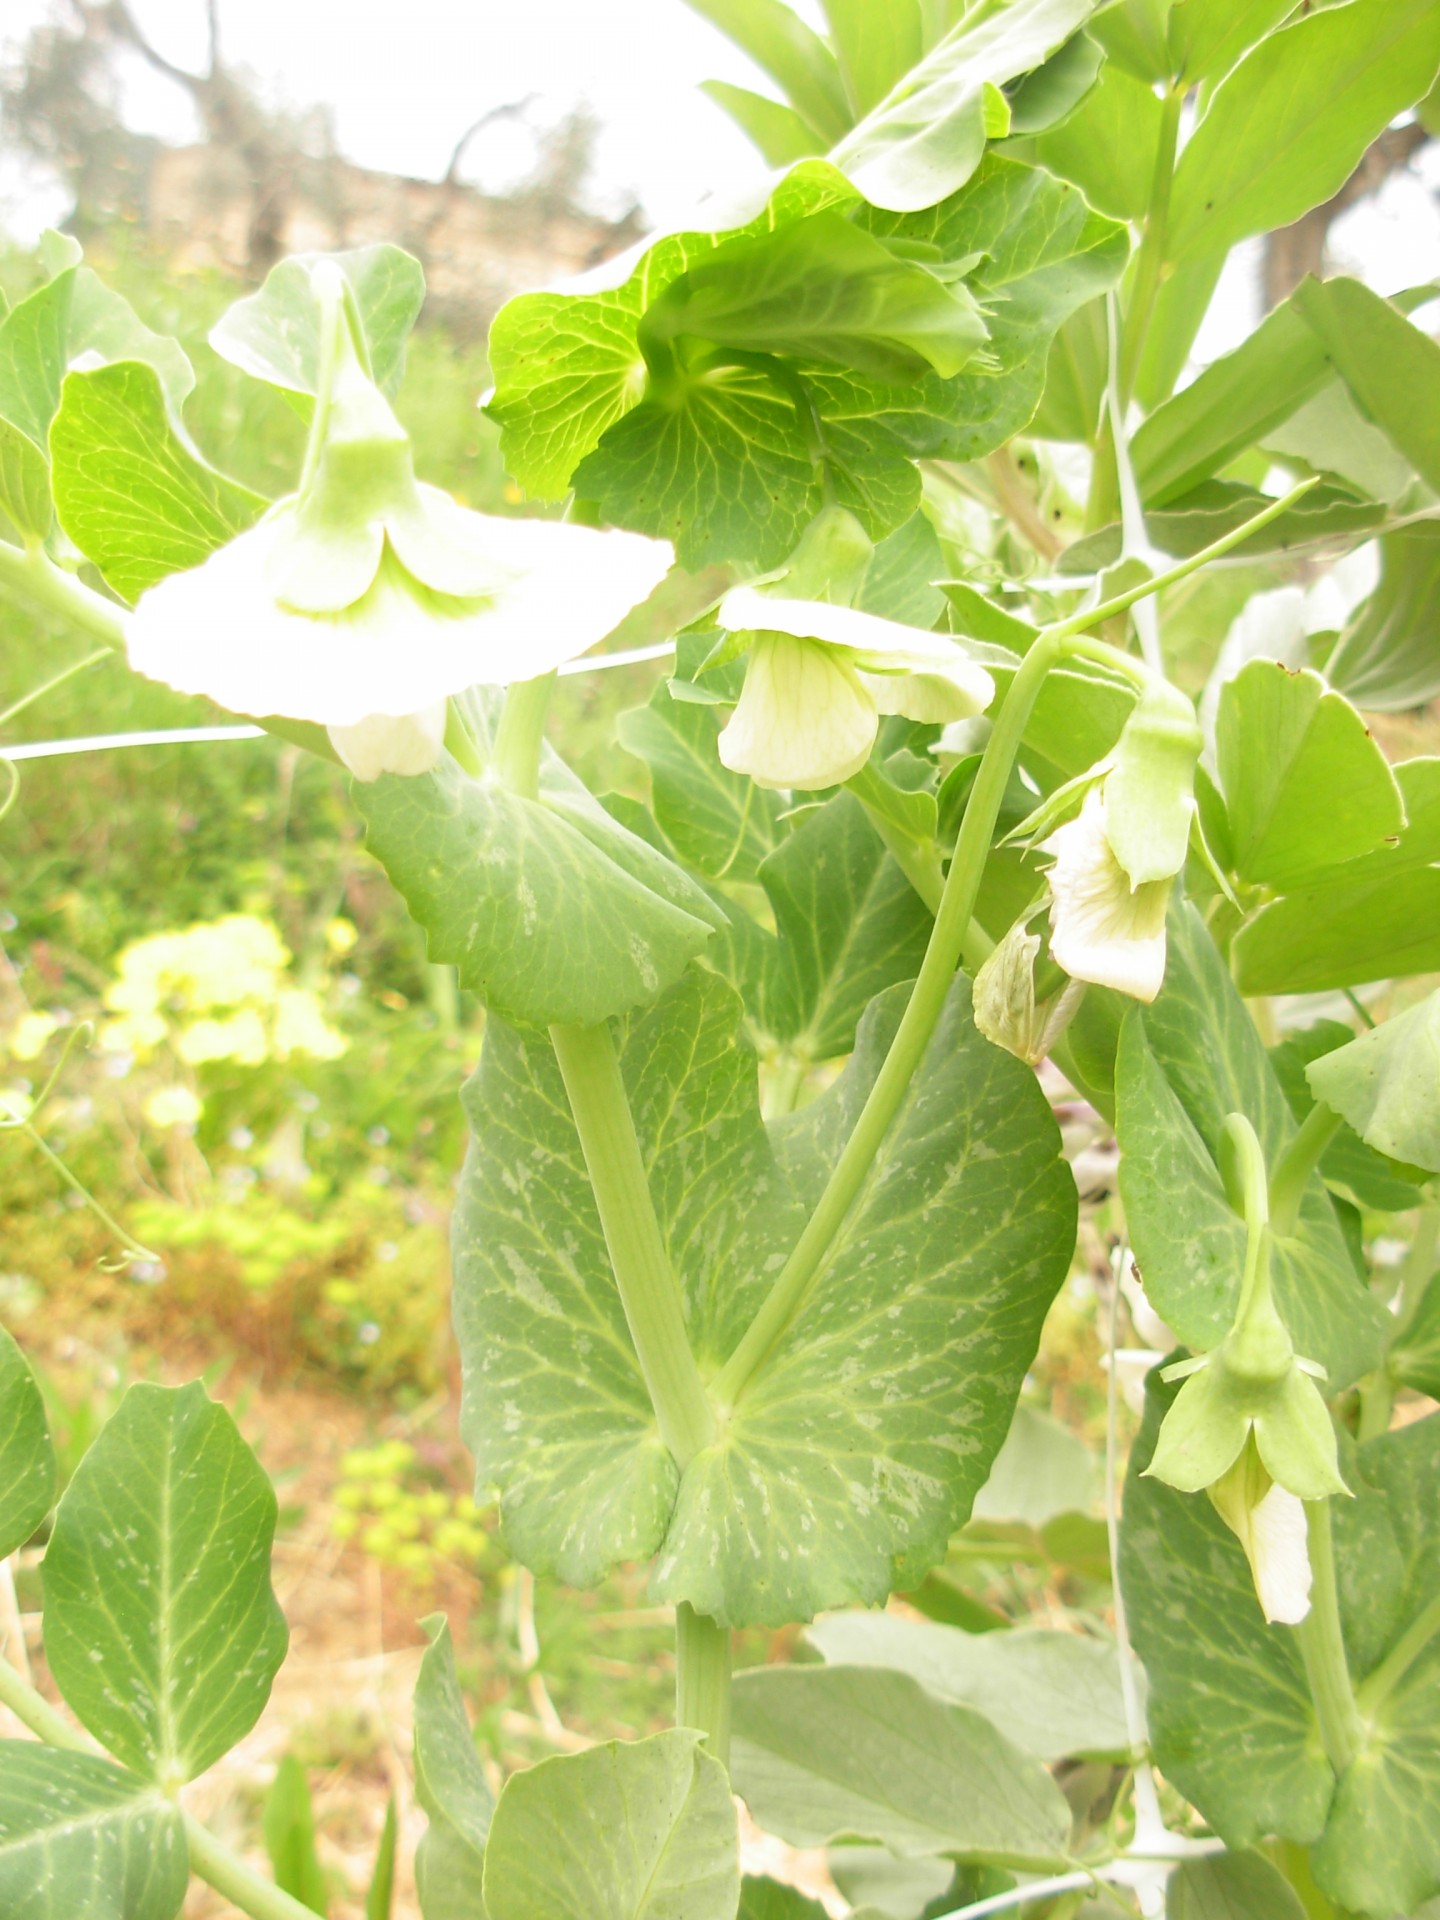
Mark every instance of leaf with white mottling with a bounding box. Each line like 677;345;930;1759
0;1744;187;1920
0;1327;55;1559
42;1382;288;1784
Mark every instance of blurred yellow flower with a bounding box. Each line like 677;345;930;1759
8;1011;59;1061
143;1086;204;1130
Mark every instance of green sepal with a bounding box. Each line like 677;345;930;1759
1145;1361;1250;1493
1250;1366;1347;1503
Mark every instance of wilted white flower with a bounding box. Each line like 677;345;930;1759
127;262;671;780
1041;788;1170;1002
716;587;995;791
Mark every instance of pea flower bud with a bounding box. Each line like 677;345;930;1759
972;917;1084;1064
1145;1113;1347;1625
1040;679;1202;1003
127;262;671;779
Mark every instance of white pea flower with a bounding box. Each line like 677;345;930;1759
1208;1443;1313;1626
715;586;995;791
126;263;671;780
1041;787;1171;1003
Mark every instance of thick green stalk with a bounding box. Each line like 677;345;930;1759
1269;1103;1342;1238
713;623;1066;1404
0;1659;316;1920
0;539;126;647
492;671;556;798
1295;1498;1363;1778
675;1604;732;1765
548;1019;716;1468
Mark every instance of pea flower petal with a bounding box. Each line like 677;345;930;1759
1042;787;1170;1002
1208;1442;1313;1626
715;587;995;792
718;634;878;790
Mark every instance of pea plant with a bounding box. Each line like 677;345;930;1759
2;1;1440;1915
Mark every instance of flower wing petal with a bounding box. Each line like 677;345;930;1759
718;634;878;791
1043;789;1170;1003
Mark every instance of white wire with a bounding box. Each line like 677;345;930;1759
0;640;680;764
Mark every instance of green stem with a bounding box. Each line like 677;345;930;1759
675;1604;732;1765
548;1020;716;1468
1270;1104;1342;1239
493;672;556;799
182;1814;325;1920
0;647;111;728
1119;86;1184;407
714;485;1321;1408
1394;1202;1439;1339
1295;1498;1363;1777
0;1660;315;1920
0;540;126;648
713;622;1067;1405
857;797;945;915
1355;1589;1440;1719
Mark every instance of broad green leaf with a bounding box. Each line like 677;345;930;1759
830;0;1094;211
970;1404;1098;1529
1166;0;1295;85
1114;904;1388;1385
42;1381;288;1784
654;974;1076;1625
729;1665;1071;1865
639;214;990;383
1237;866;1440;996
701;82;826;165
453;967;1075;1624
1214;661;1404;891
1269;1023;1423;1214
487;164;853;500
1306;991;1440;1175
1262;379;1419;509
1391;1271;1440;1401
209;244;424;400
413;1617;491;1920
1232;757;1440;994
263;1757;328;1916
357;740;718;1029
1028;61;1163;221
824;1850;952;1920
0;1325;55;1559
1003;30;1106;137
50;363;266;601
1030;297;1107;442
1166;1852;1307;1920
684;0;852;143
482;1730;738;1920
823;0;923;119
1060;480;1385;573
453;966;803;1592
1293;275;1440;496
1133;249;1227;413
1130;299;1329;508
0;1744;188;1920
858;510;946;627
1166;0;1440;263
750;791;933;1058
619;685;783;885
1326;524;1440;713
1312;1415;1440;1917
0;243;192;536
490;157;1124;562
806;1614;1132;1760
1118;1372;1332;1850
1088;0;1174;82
739;1879;828;1920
